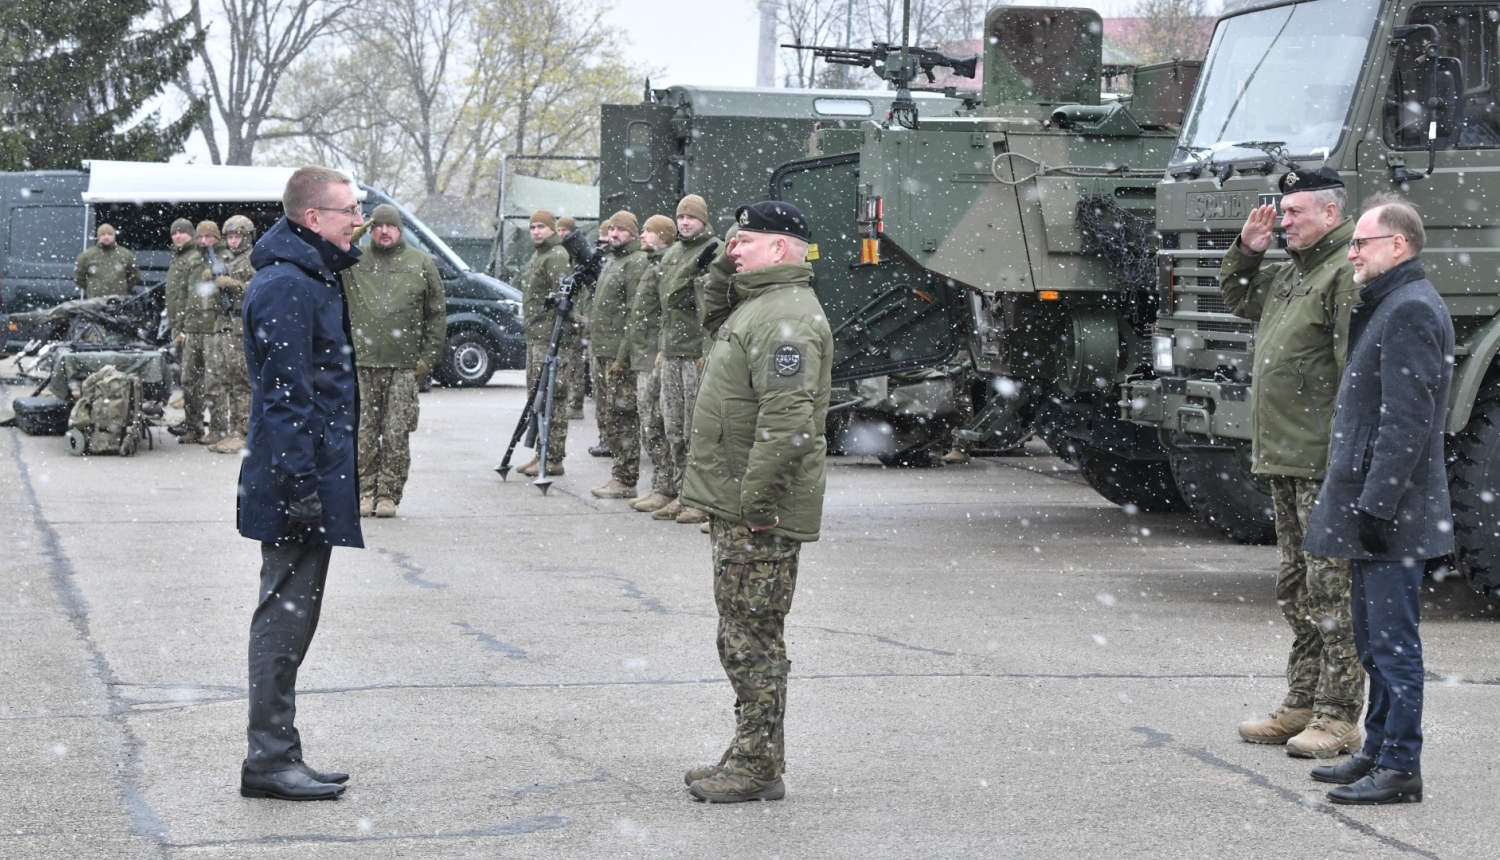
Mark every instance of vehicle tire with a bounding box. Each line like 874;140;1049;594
1077;447;1188;513
1450;381;1500;596
441;329;497;388
1169;448;1276;544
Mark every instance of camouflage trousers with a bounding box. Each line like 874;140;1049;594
637;361;670;495
208;328;251;438
659;357;699;496
178;332;214;435
593;360;639;486
1272;475;1365;723
357;368;419;503
525;340;574;464
710;516;801;780
566;338;588;413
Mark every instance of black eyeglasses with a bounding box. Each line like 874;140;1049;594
314;205;362;218
1349;234;1396;252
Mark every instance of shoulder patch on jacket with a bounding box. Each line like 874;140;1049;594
765;340;808;389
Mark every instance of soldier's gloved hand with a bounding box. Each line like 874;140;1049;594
1357;510;1391;555
415;359;431;379
173;333;183;351
696;242;721;268
201;268;215;281
214;275;236;290
609;361;628;376
284;491;324;544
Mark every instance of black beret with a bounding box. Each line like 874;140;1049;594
734;201;812;242
1278;166;1344;194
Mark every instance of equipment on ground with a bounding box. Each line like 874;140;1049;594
65;364;148;456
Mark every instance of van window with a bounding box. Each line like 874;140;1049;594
813;98;874;117
9;206;81;263
627;121;653;182
91;202;285;252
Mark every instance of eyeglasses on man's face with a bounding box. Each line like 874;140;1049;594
1348;234;1396;252
315;205;362;218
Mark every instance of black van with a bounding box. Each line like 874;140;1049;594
0;164;523;386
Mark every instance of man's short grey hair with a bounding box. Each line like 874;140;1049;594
1309;186;1348;220
283;165;353;223
1363;191;1426;254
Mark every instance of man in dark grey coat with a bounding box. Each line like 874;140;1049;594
1304;194;1454;805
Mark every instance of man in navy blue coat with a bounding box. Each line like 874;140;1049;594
1304;194;1454;805
237;166;366;801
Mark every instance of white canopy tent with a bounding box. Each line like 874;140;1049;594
80;160;367;203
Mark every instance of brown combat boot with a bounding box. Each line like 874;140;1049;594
1287;716;1365;759
942;448;970;465
359;497;375;517
591;480;636;499
375;499;397;518
517;456;541;477
700;521;711;534
652;498;682;520
177;431;202;445
1238;706;1314;744
676;506;708;524
631;491;671;512
208;435;245;454
687;772;785;803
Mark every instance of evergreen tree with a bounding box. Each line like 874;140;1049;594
0;0;204;170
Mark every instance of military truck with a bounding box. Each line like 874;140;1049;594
1120;0;1500;592
769;6;1201;508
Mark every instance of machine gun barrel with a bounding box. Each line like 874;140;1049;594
780;42;978;82
781;43;879;69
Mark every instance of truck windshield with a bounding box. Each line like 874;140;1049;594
1171;0;1380;168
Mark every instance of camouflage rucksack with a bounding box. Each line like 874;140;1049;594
65;365;145;456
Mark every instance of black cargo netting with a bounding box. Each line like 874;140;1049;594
1076;195;1158;330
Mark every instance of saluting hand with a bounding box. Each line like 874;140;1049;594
1239;204;1278;254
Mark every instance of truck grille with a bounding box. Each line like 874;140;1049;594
1198;320;1253;334
1195;230;1240;250
1195;294;1228;314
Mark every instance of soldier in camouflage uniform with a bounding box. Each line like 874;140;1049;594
519;209;578;476
207;215;258;454
556;216;588;420
680;201;831;803
162;219;198;424
1224;168;1366;759
654;194;719;523
589;211;649;498
344;204;446;516
73;224;140;299
620;215;676;512
176;221;234;444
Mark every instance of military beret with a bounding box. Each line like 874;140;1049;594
734;201;812;242
169;218;194;236
370;203;401;227
1279;166;1344;195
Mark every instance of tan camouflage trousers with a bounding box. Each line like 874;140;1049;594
358;368;419;503
710;517;801;780
659;357;699;496
525;341;574;463
1271;475;1365;723
178;332;213;435
208;328;251;437
566;338;587;413
637;362;670;495
593;361;639;486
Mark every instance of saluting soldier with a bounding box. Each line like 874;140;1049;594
679;201;832;803
1224;167;1367;759
344;204;446;517
74;223;140;299
589;211;649;499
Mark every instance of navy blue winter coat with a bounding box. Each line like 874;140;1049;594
237;217;364;548
1305;258;1454;561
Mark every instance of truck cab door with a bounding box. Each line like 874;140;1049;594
771;153;958;383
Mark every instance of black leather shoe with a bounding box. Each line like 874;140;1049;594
296;760;349;785
1311;750;1377;785
240;764;344;800
1326;766;1422;805
589;443;613;457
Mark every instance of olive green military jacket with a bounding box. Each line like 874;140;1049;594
1220;217;1359;479
74;244;140;298
178;246;235;335
222;243;255;322
699;230;739;337
680;263;833;542
616;247;666;371
344;237;446;370
590;239;647;358
656;228;718;359
523;233;578;345
164;242;201;333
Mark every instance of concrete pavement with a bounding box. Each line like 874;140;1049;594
2;369;1496;858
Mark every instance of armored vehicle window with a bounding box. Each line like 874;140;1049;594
813;98;873;117
627;121;653;183
1172;0;1379;167
1386;5;1500;149
8;206;80;263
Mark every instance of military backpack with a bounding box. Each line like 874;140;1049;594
65;365;145;456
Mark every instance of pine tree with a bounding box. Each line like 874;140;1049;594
0;0;204;170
